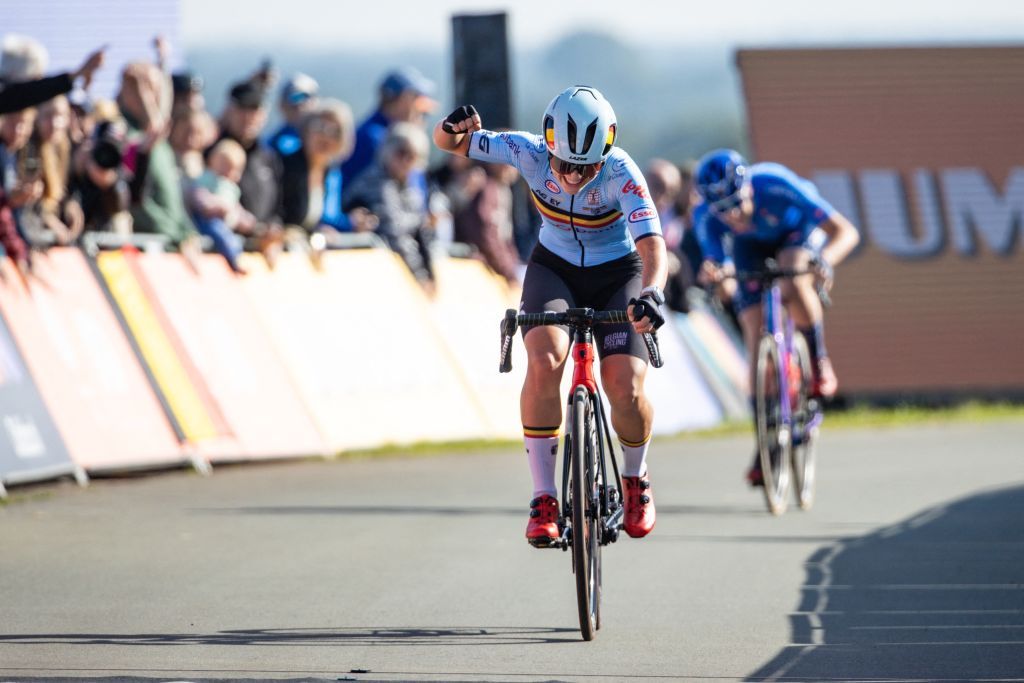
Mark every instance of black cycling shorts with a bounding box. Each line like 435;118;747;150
519;243;647;361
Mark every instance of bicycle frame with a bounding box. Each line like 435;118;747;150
763;283;795;433
755;267;825;442
558;325;624;546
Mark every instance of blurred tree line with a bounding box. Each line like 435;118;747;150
188;30;747;168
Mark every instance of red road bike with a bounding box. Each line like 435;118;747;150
499;304;662;640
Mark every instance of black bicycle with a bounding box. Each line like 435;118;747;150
499;304;662;641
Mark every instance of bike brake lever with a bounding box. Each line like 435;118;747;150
499;309;517;373
643;332;664;369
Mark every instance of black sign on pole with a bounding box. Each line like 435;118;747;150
0;313;79;497
452;12;513;130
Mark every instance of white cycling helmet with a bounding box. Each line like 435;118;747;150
542;85;617;165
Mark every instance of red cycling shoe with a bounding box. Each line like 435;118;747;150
526;494;559;545
622;472;656;538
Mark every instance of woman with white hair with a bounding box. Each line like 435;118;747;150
342;122;435;290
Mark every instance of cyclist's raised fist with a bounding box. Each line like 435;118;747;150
441;104;481;134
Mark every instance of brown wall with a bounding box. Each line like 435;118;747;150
737;47;1024;395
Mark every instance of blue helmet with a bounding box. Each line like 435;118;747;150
695;148;749;204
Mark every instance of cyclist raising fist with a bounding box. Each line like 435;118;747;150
693;149;860;486
434;86;668;544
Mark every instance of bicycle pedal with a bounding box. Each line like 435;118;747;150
528;536;559;549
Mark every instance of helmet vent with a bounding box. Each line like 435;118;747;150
567;114;578;154
580;118;598;155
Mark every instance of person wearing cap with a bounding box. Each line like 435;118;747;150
211;78;282;230
268;72;318;157
171;71;204;115
339;66;437;189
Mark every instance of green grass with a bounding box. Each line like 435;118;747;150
662;401;1024;442
826;401;1024;429
329;402;1024;457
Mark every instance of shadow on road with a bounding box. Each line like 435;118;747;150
747;483;1024;682
194;502;765;518
0;625;578;647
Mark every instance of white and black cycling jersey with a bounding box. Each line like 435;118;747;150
467;129;662;267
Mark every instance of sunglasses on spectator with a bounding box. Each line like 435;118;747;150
309;119;341;137
708;191;745;215
550;155;600;177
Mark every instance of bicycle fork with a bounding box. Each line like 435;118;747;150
553;331;625;551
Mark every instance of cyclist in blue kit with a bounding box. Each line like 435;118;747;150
433;86;668;544
693;149;860;486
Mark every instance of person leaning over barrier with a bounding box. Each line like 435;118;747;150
433;86;668;543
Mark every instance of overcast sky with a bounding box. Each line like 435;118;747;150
182;0;1024;49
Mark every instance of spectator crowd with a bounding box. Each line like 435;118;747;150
0;33;720;316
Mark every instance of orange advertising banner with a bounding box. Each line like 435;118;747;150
738;47;1024;396
130;252;326;460
95;249;229;453
0;249;186;471
239;251;490;451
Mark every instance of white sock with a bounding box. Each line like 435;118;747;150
619;434;651;478
524;427;559;499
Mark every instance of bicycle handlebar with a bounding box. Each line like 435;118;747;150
499;307;664;373
710;260;832;308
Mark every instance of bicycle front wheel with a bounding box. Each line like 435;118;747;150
570;386;601;641
790;333;818;510
755;335;791;515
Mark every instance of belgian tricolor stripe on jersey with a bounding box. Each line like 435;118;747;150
531;191;623;229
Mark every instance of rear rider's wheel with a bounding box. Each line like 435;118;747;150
570;386;600;640
755;335;791;515
790;333;818;510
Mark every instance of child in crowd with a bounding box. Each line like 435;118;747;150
188;138;254;273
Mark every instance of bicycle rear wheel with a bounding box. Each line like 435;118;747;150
570;386;601;640
790;333;818;510
755;335;791;515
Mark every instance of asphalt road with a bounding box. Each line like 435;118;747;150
2;420;1023;682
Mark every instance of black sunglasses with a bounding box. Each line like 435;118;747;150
551;155;600;177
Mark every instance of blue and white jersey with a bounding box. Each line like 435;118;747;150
467;129;661;266
694;162;835;264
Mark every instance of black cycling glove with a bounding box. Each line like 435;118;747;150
630;296;666;330
441;104;479;134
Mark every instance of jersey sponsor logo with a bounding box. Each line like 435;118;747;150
621;179;648;199
498;133;521;157
585;188;602;205
477;134;490;154
545;179;561;194
628;207;657;223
